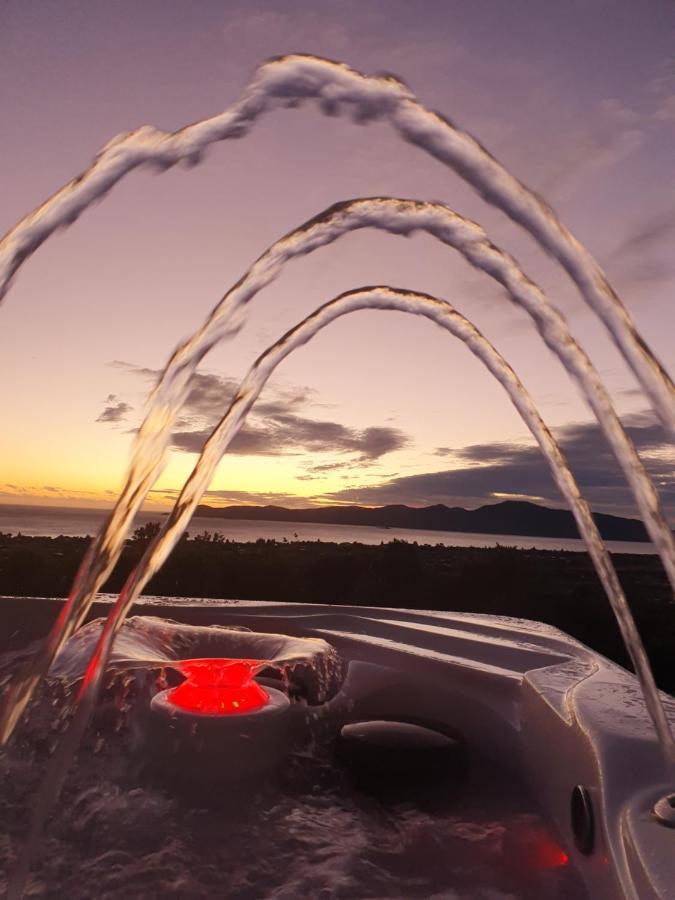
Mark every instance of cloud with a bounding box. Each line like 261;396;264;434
179;371;317;421
150;487;312;508
648;57;675;123
655;93;675;123
96;395;133;424
538;98;644;195
308;461;352;473
171;418;408;460
296;460;355;482
537;68;675;200
109;362;409;462
218;4;463;83
0;483;113;504
617;208;675;256
324;411;675;518
110;360;155;377
605;205;675;289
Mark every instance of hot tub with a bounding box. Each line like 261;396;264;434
1;597;673;899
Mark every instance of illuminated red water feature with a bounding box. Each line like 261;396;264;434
167;658;270;715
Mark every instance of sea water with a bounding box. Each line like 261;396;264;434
0;504;659;555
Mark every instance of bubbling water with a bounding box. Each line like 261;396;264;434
0;621;586;899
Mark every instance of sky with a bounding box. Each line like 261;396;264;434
1;0;674;518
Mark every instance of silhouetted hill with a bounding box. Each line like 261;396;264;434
194;499;652;542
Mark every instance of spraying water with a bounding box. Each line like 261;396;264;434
2;58;674;748
8;287;673;900
87;287;675;762
1;55;672;440
1;54;674;897
3;197;675;754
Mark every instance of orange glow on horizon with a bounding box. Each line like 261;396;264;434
1;443;417;511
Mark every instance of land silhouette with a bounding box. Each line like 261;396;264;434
195;499;654;542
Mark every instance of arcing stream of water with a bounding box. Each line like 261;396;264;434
86;286;675;761
10;285;674;899
1;56;673;436
1;54;674;896
4;196;675;757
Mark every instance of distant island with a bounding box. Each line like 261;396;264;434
195;499;652;543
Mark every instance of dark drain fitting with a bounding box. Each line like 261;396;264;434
571;785;595;855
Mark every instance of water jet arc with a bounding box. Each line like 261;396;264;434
0;56;671;443
7;287;674;897
86;286;675;764
6;194;675;755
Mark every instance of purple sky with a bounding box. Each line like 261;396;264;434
1;0;674;517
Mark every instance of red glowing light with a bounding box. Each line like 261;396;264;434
503;822;570;872
167;658;269;715
533;842;569;869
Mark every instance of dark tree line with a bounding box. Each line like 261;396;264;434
0;529;673;693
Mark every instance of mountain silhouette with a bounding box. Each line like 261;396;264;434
194;499;652;542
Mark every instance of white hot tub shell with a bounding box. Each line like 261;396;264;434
139;600;675;900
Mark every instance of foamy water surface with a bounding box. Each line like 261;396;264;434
0;658;586;899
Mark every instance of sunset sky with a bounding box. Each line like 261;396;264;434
1;0;674;518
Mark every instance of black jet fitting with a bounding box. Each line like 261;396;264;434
571;785;595;855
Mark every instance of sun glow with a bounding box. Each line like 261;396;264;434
0;443;398;511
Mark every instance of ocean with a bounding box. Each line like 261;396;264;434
0;503;658;555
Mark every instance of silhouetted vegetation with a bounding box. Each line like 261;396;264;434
0;530;673;693
131;520;162;543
